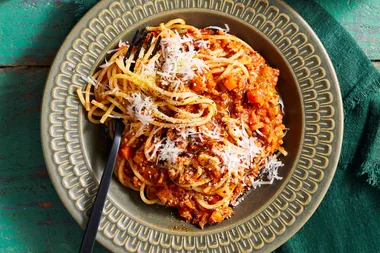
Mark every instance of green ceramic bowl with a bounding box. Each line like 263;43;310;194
41;0;343;252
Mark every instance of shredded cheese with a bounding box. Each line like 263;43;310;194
213;145;247;174
283;128;288;138
156;139;184;165
125;92;156;125
250;155;283;189
279;96;285;114
118;39;127;48
214;122;262;175
177;124;223;142
81;75;99;87
107;115;122;119
159;31;208;86
256;129;266;138
146;136;165;161
204;24;230;34
195;39;210;49
100;59;115;69
178;127;204;142
140;60;157;81
107;48;121;54
236;125;261;159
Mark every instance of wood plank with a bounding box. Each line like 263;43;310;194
316;0;380;59
0;0;378;66
0;1;76;66
0;67;108;252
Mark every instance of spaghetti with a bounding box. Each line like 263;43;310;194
77;19;287;228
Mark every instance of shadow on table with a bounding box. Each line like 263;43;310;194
0;1;109;252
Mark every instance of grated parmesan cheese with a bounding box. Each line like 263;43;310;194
236;125;261;160
255;129;266;138
279;96;285;115
107;115;122;119
118;39;127;48
81;75;99;87
177;124;223;143
178;127;204;142
213;145;247;174
125;92;157;125
156;139;184;165
107;48;121;54
199;122;223;140
262;155;283;181
204;24;230;34
140;60;157;81
159;31;208;86
214;122;262;175
250;155;283;190
283;128;288;138
146;136;166;161
195;39;210;49
232;155;284;207
100;59;115;69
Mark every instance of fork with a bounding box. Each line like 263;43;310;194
79;29;158;253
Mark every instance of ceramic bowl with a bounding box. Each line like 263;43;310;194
41;1;343;252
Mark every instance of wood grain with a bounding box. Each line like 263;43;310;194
0;67;108;252
316;0;380;60
0;0;378;66
0;0;76;66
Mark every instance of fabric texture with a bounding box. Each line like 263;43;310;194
74;0;380;252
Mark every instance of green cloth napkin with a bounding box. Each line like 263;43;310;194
274;1;380;252
74;0;380;252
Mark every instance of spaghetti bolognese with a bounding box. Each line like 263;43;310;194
77;19;287;228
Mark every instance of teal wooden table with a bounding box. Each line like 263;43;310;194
0;1;379;252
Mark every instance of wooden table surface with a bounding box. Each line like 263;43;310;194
0;0;379;252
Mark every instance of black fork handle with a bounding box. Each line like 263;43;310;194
79;120;124;253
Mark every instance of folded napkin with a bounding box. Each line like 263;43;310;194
275;1;380;252
74;0;380;252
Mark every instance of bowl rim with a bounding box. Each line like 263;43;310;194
79;7;307;236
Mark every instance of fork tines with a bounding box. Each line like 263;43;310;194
150;36;162;60
125;29;141;59
130;31;147;71
126;29;162;72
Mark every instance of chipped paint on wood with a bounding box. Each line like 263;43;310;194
0;67;109;252
315;0;380;59
0;1;77;66
38;202;54;208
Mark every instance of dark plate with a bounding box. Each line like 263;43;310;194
41;1;343;252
